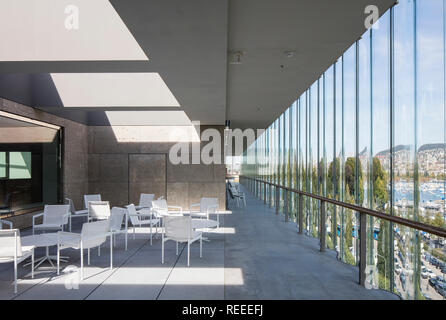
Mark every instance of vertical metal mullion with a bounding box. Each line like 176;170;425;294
317;78;321;237
369;27;375;280
340;54;345;260
320;200;326;252
355;40;361;265
356;39;366;284
333;63;338;250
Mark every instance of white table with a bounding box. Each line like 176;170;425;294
191;218;219;229
22;233;74;269
185;210;231;226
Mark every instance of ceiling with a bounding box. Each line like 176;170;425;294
0;0;395;129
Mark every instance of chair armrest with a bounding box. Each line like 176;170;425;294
189;203;200;211
58;231;78;236
129;213;152;218
62;212;71;222
32;213;44;226
168;206;183;213
206;204;219;213
1;219;13;229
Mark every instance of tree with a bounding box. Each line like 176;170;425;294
345;157;364;205
327;158;340;199
432;212;446;229
372;157;388;209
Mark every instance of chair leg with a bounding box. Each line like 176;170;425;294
80;248;84;281
161;240;165;264
98;244;101;257
187;242;190;267
150;223;153;246
176;241;178;255
133;226;136;240
31;250;34;278
125;231;128;251
200;236;202;258
110;235;113;270
88;248;90;265
57;245;60;275
14;259;17;294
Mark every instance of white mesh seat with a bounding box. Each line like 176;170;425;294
0;229;34;293
83;194;101;209
57;220;112;280
32;205;70;235
135;193;155;210
162;216;202;267
126;204;160;245
110;207;128;250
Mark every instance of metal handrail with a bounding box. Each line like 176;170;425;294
240;176;446;239
241;174;446;289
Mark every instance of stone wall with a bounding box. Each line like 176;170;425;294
88;125;226;210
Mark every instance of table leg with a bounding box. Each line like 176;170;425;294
23;246;69;269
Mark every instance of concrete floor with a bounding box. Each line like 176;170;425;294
0;186;399;300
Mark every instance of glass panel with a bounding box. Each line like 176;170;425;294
414;0;445;300
372;10;392;292
8;152;31;179
335;58;343;257
299;93;308;231
325;66;336;249
343;43;357;265
310;82;319;237
0;152;6;178
359;29;374;286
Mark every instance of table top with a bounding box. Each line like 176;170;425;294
22;233;79;247
191;219;219;229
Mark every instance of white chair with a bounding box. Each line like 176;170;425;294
88;201;111;221
151;199;183;217
83;194;101;209
126;204;160;245
32;205;70;235
0;229;34;293
57;220;112;280
190;198;219;219
110;207;128;250
135;193;155;210
162;216;202;267
65;198;88;232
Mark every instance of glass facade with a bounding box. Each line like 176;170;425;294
241;0;446;300
0;114;62;213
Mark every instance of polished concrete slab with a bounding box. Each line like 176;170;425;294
0;187;399;300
